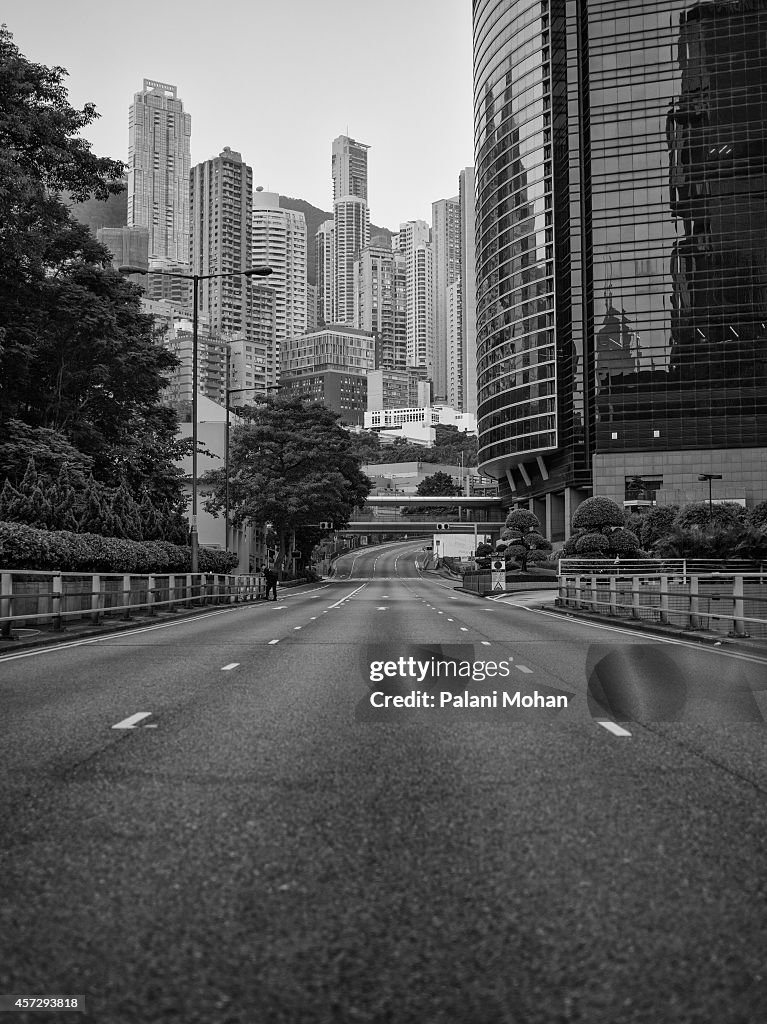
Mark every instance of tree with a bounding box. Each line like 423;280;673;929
501;507;552;571
564;496;641;559
0;27;185;531
202;397;371;574
405;470;461;517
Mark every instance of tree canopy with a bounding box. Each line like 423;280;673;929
0;27;187;533
202;397;371;571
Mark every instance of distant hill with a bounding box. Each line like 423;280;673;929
67;184;394;287
67;178;128;234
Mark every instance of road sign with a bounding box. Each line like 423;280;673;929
491;558;506;592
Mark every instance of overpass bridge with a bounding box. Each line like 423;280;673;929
340;495;506;537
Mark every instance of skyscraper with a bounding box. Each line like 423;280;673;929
334;196;370;325
127;79;191;263
190;148;277;385
431;196;462;403
332;135;369;201
473;0;767;537
252;188;307;343
316;219;335;326
459;166;478;415
331;136;371;326
398;220;434;373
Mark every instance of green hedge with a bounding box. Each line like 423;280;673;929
0;521;238;574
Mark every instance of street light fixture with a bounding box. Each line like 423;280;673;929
698;473;723;524
118;263;273;572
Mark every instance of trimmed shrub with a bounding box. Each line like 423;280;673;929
571;496;625;531
505;508;540;533
575;531;610;554
608;527;641;554
0;520;237;574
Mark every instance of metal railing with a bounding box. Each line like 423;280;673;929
559;557;767;579
0;570;265;638
557;570;767;639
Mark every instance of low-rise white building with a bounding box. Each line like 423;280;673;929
364;404;476;446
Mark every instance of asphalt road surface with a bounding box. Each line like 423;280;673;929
1;539;766;1024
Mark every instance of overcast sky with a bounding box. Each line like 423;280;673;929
3;0;475;230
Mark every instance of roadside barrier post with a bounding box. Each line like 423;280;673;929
1;572;12;638
91;575;101;624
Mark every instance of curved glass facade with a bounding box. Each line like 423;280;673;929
474;0;562;480
474;0;767;521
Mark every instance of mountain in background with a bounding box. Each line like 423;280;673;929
68;185;396;288
279;196;394;286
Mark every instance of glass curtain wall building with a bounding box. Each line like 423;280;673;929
473;0;767;538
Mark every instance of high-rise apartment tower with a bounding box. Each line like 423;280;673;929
127;80;191;263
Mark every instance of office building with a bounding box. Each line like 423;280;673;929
354;246;407;370
280;326;375;425
473;0;767;538
252;188;307;343
127;80;191;263
459;166;478;415
432;196;462;401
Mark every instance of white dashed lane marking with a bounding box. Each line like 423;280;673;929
516;665;533;674
597;720;632;737
269;639;280;645
221;663;239;671
460;627;469;632
481;641;491;646
112;712;153;730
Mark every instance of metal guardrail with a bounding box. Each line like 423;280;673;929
0;570;266;638
557;571;767;639
559;557;767;579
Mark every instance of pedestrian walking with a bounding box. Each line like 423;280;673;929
263;565;278;601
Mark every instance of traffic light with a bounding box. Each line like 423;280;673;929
436;523;451;531
319;521;333;530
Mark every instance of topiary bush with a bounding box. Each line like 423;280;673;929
575;531;610;554
571;496;625;531
504;508;541;533
608;527;641;554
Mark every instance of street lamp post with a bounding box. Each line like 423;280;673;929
119;263;272;572
698;473;723;524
